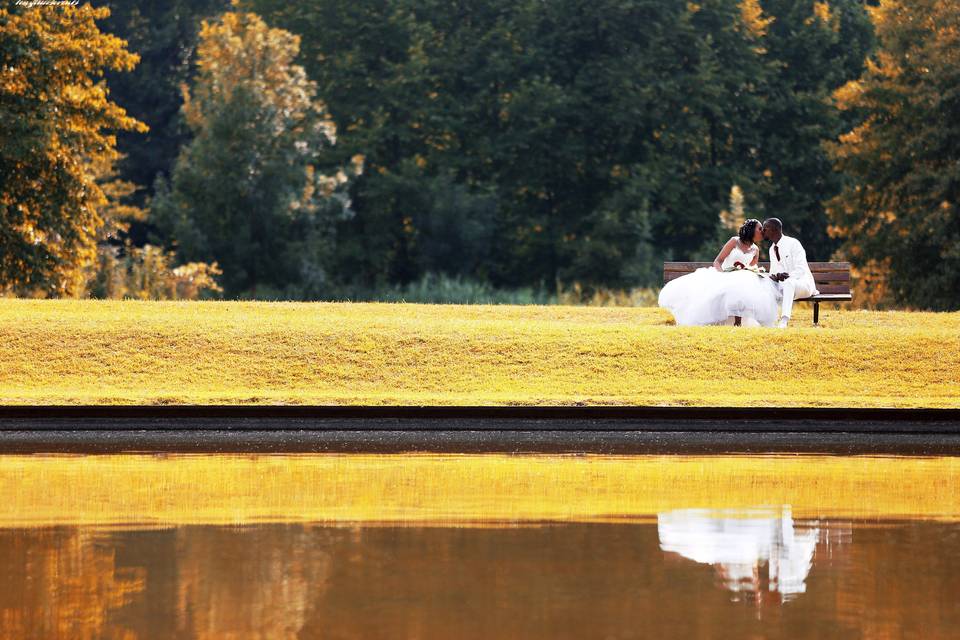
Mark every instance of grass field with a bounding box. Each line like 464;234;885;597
1;299;959;407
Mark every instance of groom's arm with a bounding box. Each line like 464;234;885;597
787;242;811;280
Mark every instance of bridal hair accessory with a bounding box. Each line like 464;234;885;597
738;218;762;242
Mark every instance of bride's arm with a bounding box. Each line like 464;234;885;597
713;238;737;271
750;246;759;266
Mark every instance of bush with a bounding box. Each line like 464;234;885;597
557;283;660;307
87;243;222;300
326;272;660;306
333;272;555;305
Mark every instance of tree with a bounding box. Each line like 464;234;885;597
746;0;874;258
238;0;884;295
238;0;448;291
92;0;231;213
151;12;356;298
244;0;783;293
826;0;960;309
0;4;147;295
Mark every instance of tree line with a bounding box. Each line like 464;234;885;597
1;0;957;308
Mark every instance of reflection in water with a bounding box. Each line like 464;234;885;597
0;453;959;638
0;528;145;639
171;527;331;639
658;507;820;602
1;520;960;639
2;454;960;525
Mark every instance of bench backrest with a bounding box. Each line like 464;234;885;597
663;262;851;295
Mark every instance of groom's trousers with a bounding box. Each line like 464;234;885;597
778;279;814;319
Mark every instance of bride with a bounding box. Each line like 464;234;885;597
659;219;780;327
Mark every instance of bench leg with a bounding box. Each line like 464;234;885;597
813;302;820;326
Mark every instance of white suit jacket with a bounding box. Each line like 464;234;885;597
769;234;818;295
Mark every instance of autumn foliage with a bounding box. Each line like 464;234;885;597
827;0;960;309
0;5;147;295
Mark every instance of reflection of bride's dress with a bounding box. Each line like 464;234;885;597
657;507;818;599
658;244;781;327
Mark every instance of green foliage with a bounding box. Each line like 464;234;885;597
747;0;875;257
241;0;875;294
5;1;885;300
92;0;231;211
150;12;356;298
826;0;960;310
338;272;555;305
330;271;660;306
396;171;500;281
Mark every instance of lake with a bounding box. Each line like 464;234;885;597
1;453;958;638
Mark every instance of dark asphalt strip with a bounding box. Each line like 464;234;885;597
2;407;958;454
3;408;960;432
2;430;960;455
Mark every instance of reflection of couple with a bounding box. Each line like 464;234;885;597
659;218;818;328
658;507;819;602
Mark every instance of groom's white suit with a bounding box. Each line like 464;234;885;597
769;234;818;323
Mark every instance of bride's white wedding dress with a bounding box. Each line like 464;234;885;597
659;243;780;327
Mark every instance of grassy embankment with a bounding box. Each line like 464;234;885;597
1;299;959;407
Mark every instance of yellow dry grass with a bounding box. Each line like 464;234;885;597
1;299;959;406
1;453;958;526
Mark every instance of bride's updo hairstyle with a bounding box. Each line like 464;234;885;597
738;218;761;243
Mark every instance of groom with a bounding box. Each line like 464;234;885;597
762;218;819;328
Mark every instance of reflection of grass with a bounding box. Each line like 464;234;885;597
1;454;959;526
1;299;959;406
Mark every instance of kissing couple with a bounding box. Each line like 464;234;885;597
658;218;819;328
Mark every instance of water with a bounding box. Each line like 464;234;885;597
1;454;958;638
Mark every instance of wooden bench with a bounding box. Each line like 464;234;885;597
662;262;853;325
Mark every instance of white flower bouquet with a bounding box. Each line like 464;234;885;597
722;262;768;277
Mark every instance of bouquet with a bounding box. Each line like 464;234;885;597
722;262;768;277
